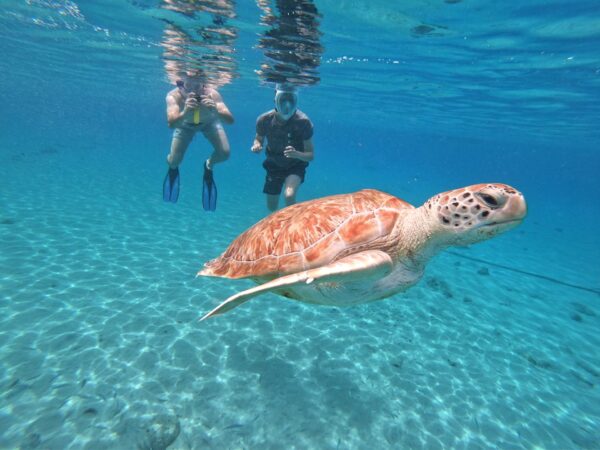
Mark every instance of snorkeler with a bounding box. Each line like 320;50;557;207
251;84;314;212
163;70;234;210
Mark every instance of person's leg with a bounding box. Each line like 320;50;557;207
282;174;302;207
266;194;279;211
202;122;230;169
167;128;194;168
263;164;284;212
164;128;195;202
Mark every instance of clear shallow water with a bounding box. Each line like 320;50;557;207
1;1;599;449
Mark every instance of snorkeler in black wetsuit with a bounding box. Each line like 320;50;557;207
251;84;315;212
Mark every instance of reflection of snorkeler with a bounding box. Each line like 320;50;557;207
251;84;314;212
163;70;234;210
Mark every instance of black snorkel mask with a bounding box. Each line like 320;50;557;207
275;88;298;121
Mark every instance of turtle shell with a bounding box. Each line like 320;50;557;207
199;189;413;279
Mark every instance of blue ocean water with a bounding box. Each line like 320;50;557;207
1;1;599;449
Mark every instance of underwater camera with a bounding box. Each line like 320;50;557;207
187;91;204;102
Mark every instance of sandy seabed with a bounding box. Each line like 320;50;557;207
1;148;598;449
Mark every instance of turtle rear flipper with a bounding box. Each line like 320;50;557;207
199;250;393;320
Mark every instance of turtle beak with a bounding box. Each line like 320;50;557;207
502;192;527;223
478;193;527;231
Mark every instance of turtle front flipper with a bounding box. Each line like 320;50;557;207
199;250;393;320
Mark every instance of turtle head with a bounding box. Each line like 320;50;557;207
424;183;527;246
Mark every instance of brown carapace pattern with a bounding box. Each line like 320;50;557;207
200;189;413;279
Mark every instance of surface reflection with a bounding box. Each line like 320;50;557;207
255;0;324;86
159;0;238;88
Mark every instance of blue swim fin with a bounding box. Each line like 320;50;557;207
202;161;217;211
163;167;180;203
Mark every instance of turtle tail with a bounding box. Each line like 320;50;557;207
197;258;233;278
198;255;280;279
197;258;255;279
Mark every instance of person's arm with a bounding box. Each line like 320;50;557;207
300;138;314;161
251;134;265;153
166;93;196;128
284;138;314;162
205;89;234;124
284;119;314;161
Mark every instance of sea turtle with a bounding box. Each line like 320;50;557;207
199;183;526;320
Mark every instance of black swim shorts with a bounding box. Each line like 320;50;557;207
262;160;308;195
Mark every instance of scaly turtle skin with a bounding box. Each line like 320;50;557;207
199;183;526;319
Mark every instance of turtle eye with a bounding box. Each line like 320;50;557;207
477;193;499;208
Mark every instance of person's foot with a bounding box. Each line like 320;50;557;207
163;167;180;203
202;160;217;211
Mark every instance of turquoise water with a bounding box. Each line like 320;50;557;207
1;1;599;449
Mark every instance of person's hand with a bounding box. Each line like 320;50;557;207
251;142;262;153
283;146;299;159
201;96;217;110
183;96;199;113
